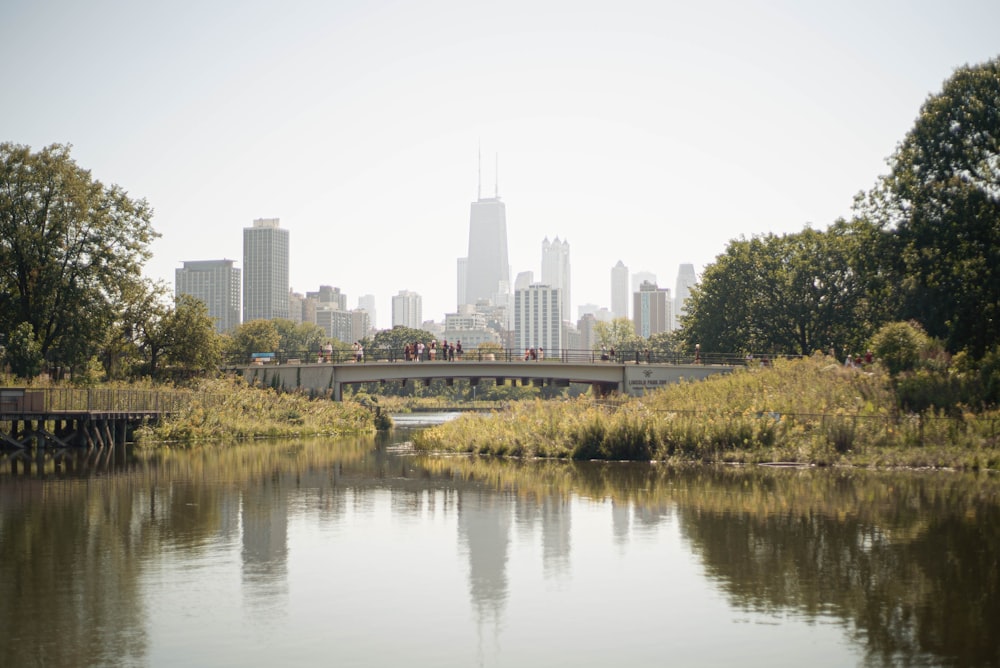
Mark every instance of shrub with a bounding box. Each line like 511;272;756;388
870;321;929;376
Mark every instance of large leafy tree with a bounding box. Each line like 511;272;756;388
0;143;157;372
368;325;437;360
870;58;1000;357
681;223;883;357
593;317;642;355
274;319;326;358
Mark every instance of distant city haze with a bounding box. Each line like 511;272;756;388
4;1;998;321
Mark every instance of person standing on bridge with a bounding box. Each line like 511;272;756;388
456;340;463;359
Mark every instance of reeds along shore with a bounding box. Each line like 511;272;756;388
133;377;378;443
412;355;1000;470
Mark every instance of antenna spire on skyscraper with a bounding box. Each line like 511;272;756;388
494;153;499;198
477;142;482;200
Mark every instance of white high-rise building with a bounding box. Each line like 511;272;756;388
673;264;698;330
514;284;563;355
514;271;534;292
243;218;289;321
175;259;241;333
392;290;423;329
358;294;377;331
611;260;629;319
541;237;571;322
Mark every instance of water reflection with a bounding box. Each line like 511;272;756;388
1;442;998;666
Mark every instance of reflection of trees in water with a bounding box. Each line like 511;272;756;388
3;440;999;667
680;498;1000;666
0;479;149;668
420;456;1000;667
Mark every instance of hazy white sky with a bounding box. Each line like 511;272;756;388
3;0;998;324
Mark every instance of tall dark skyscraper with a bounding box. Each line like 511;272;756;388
463;153;510;306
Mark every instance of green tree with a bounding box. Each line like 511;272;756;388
869;58;1000;357
4;321;43;378
158;295;223;376
870;321;930;376
0;143;157;372
273;319;326;358
226;320;281;363
594;318;642;357
369;326;436;360
680;224;883;357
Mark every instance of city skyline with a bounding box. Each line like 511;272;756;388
4;1;999;321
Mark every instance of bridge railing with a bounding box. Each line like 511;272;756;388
225;348;801;367
0;388;218;414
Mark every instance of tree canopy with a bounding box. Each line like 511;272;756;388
680;221;885;357
0;143;158;373
870;58;1000;356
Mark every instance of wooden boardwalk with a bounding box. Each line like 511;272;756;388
0;388;190;450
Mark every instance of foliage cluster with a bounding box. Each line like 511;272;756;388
413;355;1000;469
680;58;1000;363
134;376;376;443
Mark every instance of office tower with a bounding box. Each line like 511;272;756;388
358;294;377;330
514;271;534;292
307;285;347;310
464;156;510;307
632;281;671;339
674;263;697;330
243;218;289;321
392;290;423;329
577;312;598;354
541;237;571;320
457;257;468;309
611;260;629;319
288;290;305;324
174;259;241;333
514;284;563;355
632;270;657;296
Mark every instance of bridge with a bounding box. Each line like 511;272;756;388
234;358;736;400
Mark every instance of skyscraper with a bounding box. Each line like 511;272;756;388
463;155;510;307
175;259;241;333
243;218;289;321
358;294;377;330
611;260;629;319
541;237;571;321
674;263;698;330
632;281;671;339
632;270;657;296
515;284;563;355
392;290;423;329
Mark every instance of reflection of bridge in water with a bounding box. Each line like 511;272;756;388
235;359;736;400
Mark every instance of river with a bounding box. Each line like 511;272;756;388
1;416;998;667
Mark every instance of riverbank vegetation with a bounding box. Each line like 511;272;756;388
131;377;379;443
413;353;1000;470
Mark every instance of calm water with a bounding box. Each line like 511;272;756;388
1;422;999;667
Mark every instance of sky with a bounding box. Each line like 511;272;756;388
3;0;999;327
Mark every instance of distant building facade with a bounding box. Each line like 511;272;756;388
464;194;510;307
392;290;423;329
174;259;241;333
611;260;629;319
632;281;671;339
673;263;697;330
243;218;289;321
541;237;571;321
358;294;377;331
514;284;563;355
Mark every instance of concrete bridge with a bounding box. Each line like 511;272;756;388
234;360;735;400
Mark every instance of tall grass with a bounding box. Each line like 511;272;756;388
134;377;376;443
412;355;1000;469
